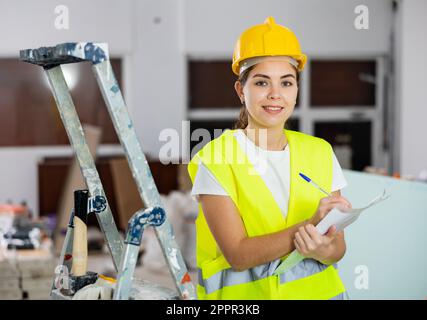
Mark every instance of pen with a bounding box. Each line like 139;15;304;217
299;173;331;197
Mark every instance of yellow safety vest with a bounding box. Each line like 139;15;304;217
188;129;346;300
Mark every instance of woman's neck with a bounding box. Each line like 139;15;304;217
243;124;287;151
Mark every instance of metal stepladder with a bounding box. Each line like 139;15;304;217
19;42;196;300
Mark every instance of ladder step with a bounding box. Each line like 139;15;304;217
20;42;109;67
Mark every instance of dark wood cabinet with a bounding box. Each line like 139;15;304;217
0;58;122;146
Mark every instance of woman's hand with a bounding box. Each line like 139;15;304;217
294;193;351;263
294;224;339;263
308;195;352;226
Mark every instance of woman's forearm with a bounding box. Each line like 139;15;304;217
229;221;308;271
232;228;346;271
200;195;309;271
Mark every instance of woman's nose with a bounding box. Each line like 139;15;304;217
267;85;281;100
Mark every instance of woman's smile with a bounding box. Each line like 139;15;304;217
262;105;285;115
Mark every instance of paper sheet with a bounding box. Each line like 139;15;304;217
273;190;390;275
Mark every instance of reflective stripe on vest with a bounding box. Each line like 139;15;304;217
198;259;280;295
198;258;337;295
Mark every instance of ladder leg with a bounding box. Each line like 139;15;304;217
114;206;178;300
92;61;196;299
44;66;123;270
113;244;139;300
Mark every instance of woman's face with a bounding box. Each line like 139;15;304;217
235;60;298;130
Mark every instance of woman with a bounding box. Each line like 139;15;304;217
188;17;351;300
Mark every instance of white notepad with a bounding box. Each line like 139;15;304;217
274;190;390;275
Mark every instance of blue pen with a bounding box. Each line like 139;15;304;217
299;173;331;197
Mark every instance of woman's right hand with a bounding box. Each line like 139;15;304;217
308;195;352;226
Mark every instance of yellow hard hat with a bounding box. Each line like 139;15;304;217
232;16;307;75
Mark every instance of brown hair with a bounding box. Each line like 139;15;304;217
233;64;299;130
233;66;253;129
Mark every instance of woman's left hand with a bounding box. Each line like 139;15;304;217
294;224;338;262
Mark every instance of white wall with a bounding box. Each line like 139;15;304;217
131;0;187;160
341;170;427;299
397;0;427;176
0;0;133;56
185;0;392;57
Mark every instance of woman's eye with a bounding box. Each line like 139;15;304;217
255;81;268;86
282;81;293;87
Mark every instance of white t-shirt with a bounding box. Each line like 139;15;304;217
191;130;347;218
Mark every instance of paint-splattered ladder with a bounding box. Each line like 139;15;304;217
19;43;196;300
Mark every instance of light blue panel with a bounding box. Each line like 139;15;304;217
339;170;427;299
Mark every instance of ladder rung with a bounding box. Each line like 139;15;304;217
20;42;109;67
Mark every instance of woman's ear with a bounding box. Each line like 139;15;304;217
234;81;244;104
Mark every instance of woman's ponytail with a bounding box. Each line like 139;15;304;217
234;105;249;129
